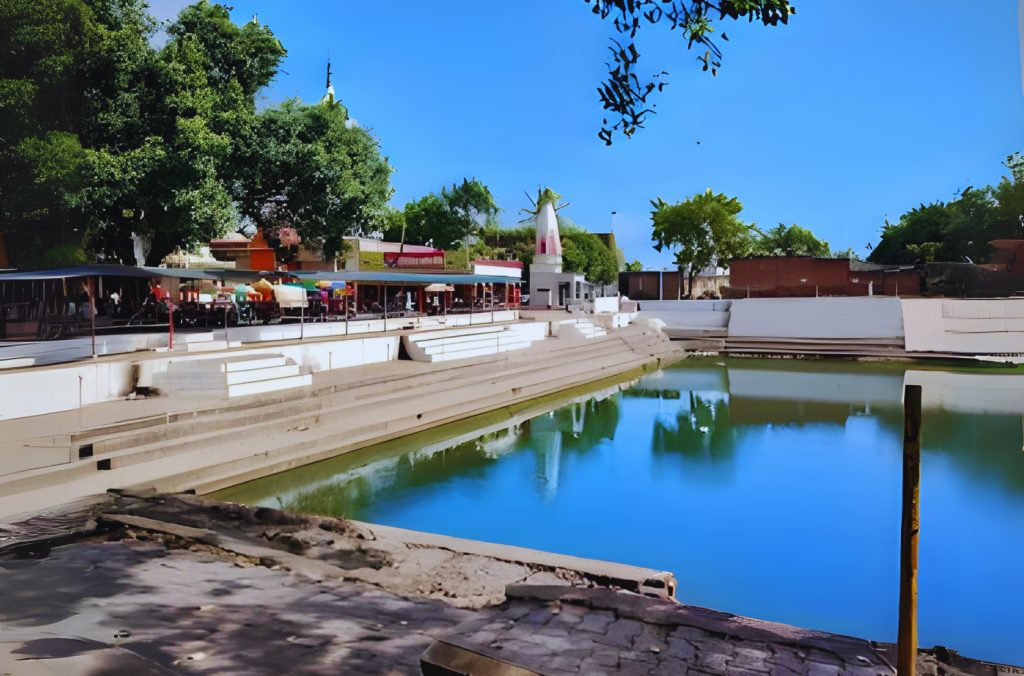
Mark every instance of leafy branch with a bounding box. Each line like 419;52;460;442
586;0;795;144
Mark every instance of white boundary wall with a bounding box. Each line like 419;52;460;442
637;300;731;331
901;298;1024;354
0;360;136;422
728;297;904;339
0;312;522;421
593;297;619;314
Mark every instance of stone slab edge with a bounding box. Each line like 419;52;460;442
350;519;676;600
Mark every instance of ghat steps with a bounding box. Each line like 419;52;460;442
0;326;681;517
551;318;607;340
402;323;547;363
154;353;312;398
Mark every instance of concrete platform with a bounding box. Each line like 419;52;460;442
0;494;1005;676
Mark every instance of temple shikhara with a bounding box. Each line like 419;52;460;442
526;188;604;307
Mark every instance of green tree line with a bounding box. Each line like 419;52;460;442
647;152;1021;297
867;153;1024;265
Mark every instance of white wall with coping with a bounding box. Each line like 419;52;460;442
727;297;905;339
0;331;210;367
593;297;619;314
0;360;135;422
0;312;522;421
0;335;404;422
901;298;1024;354
0;312;519;368
637;299;731;331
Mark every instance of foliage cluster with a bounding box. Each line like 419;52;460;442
650;189;753;296
0;0;392;266
586;0;795;144
867;154;1024;265
382;179;499;268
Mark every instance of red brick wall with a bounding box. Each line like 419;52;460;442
730;258;920;297
730;258;848;296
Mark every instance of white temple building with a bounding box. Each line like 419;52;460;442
527;193;595;307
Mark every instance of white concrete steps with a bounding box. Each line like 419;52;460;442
0;329;681;516
226;364;300;386
153;353;311;399
229;373;311;398
31;333;634;465
0;335;638;503
403;323;546;363
138;347;663;496
223;356;289;372
48;336;629;467
551;318;607;340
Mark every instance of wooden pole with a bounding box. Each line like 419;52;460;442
898;384;922;676
89;277;97;358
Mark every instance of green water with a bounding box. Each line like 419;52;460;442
216;358;1024;663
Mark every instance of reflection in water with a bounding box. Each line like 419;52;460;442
216;359;1024;664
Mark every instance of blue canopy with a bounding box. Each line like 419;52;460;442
291;271;519;285
0;265;273;282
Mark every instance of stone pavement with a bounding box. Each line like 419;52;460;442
0;494;1014;675
429;590;891;676
0;539;472;674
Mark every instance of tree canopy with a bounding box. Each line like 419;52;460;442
560;218;618;284
867;154;1023;265
650;189;753;296
0;0;392;267
752;223;830;257
390;179;500;267
586;0;795;144
234;99;392;259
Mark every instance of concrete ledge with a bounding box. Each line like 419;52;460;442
353;520;676;599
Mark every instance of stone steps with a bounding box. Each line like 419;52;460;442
403;323;546;363
153;352;311;399
551;318;607;340
2;335;634;482
0;327;681;516
142;348;662;495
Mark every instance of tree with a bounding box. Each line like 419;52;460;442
0;0;97;265
401;178;500;266
650;189;753;297
478;223;535;267
443;178;500;267
235;99;393;259
867;153;1022;265
0;0;291;266
559;218;618;284
586;0;795;144
379;206;406;243
403;193;454;247
753;223;830;257
624;259;645;271
830;247;861;261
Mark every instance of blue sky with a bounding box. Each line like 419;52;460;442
150;1;1023;268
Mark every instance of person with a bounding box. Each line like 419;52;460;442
76;282;92;320
105;289;121;319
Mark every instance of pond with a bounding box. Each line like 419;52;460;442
214;358;1024;664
